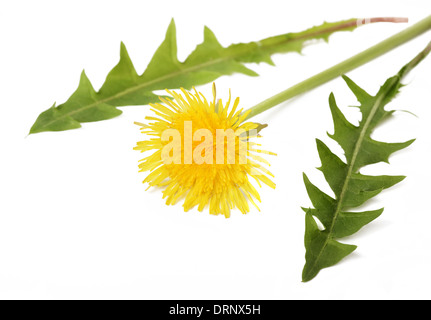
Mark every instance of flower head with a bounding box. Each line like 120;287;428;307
134;84;275;218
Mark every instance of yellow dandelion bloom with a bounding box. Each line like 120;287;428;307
134;84;276;218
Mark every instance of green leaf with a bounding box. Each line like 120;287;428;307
31;18;376;134
301;61;421;282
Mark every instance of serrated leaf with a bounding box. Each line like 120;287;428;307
300;48;430;281
31;18;378;134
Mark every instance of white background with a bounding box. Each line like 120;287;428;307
1;0;431;300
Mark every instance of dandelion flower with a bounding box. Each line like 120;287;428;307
134;84;275;218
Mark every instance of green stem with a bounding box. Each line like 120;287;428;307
245;15;431;120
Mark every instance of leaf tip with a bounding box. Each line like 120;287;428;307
119;41;127;52
79;69;91;85
167;17;176;31
300;206;310;213
315;138;326;150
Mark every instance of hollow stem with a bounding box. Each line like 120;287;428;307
245;15;431;120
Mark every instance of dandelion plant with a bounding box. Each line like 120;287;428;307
26;12;431;281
